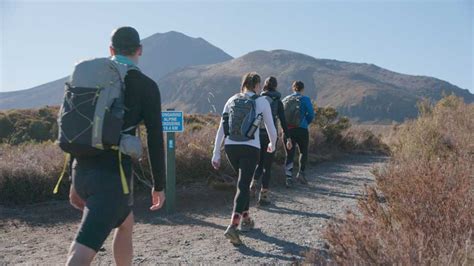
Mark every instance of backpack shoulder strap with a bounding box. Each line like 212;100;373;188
110;59;140;83
262;95;273;104
250;94;259;100
232;93;244;100
126;64;140;73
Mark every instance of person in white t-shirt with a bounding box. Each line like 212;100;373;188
211;72;277;245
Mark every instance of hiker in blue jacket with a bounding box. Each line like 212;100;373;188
282;81;315;188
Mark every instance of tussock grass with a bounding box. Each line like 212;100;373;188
0;108;385;205
0;142;68;204
309;96;474;265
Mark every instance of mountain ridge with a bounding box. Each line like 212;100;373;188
157;49;473;122
1;33;472;123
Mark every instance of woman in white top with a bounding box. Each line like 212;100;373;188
212;72;277;245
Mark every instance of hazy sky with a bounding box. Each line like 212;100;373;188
1;0;473;92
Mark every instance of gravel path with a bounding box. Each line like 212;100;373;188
0;155;386;264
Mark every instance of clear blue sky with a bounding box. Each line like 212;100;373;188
1;0;473;92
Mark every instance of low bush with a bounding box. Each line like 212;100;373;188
313;96;473;265
0;106;387;205
0;142;69;204
340;127;390;154
0;107;58;144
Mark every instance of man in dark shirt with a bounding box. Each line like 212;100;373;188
67;26;166;265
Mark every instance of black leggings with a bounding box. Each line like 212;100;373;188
285;127;309;174
253;133;276;189
225;145;260;214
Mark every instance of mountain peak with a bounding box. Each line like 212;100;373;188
142;30;194;43
236;49;318;68
142;31;216;46
0;30;234;110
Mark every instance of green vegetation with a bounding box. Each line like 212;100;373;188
0;106;58;144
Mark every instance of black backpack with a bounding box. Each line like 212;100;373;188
260;91;281;128
282;94;303;127
57;58;138;157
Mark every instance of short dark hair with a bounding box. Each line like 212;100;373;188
292;81;304;92
111;26;141;56
114;46;141;56
240;72;261;93
263;76;278;91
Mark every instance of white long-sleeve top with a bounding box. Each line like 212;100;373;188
212;92;277;162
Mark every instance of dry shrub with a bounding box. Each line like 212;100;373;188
137;114;233;186
320;96;474;265
351;124;401;148
176;126;233;183
0;142;69;204
340;127;390;155
308;126;327;153
311;103;388;157
0;107;388;205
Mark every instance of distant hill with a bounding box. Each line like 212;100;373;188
0;31;232;110
158;50;473;122
0;78;68;111
1;33;472;122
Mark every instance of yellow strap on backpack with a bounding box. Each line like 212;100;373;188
118;151;130;195
53;153;70;194
52;150;129;195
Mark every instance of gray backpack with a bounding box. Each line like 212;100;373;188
227;93;259;141
57;58;138;157
283;94;303;127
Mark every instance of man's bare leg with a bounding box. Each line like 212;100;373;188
113;212;134;266
67;242;96;266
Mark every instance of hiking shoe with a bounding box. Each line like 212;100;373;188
257;190;271;206
285;177;294;188
296;171;308;185
250;179;258;198
239;218;255;232
224;225;242;245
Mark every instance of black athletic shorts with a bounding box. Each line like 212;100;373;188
71;151;133;252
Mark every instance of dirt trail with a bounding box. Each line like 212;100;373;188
0;155;386;264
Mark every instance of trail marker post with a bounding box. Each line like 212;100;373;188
162;109;184;213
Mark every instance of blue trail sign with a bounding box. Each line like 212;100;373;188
162;111;184;132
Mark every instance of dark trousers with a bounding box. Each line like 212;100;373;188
253;133;276;189
225;145;260;214
285;127;309;175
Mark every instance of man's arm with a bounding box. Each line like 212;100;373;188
141;82;166;191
